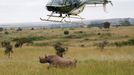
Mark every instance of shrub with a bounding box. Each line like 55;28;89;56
80;44;85;47
31;28;34;30
114;42;122;47
33;42;50;46
114;38;134;47
1;40;10;47
64;30;69;35
64;34;81;39
53;42;68;57
16;27;22;31
12;36;47;42
4;31;9;34
84;38;89;41
103;22;111;29
97;33;101;35
0;28;4;32
127;39;134;45
28;36;47;41
74;31;84;34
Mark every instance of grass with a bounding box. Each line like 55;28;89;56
0;46;134;75
0;26;134;75
0;60;134;75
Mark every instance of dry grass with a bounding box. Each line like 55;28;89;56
0;26;134;75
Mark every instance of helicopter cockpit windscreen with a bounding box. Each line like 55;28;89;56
47;0;80;6
48;0;65;5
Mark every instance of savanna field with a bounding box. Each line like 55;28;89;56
0;26;134;75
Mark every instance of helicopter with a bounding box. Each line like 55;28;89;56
40;0;113;22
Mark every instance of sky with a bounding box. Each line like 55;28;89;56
0;0;134;23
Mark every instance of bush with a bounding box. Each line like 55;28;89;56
0;28;4;32
64;32;95;39
12;36;47;42
53;42;68;57
64;34;81;39
80;44;85;47
28;36;47;41
103;22;111;29
12;38;30;41
97;33;101;35
64;30;69;35
16;27;22;31
114;38;134;47
1;40;10;47
31;28;34;30
33;42;49;46
127;39;134;45
74;31;84;34
84;38;89;41
4;31;9;34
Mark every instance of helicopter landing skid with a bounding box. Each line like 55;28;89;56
40;14;67;22
40;18;64;22
40;13;84;23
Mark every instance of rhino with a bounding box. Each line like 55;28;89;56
39;55;77;69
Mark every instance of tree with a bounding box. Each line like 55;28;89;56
16;27;22;31
103;22;111;29
120;19;131;26
31;28;34;30
0;28;4;32
4;31;9;34
64;30;69;35
53;42;68;57
1;41;13;58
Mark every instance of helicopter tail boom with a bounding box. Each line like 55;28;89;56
85;0;112;5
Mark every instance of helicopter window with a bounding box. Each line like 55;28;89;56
50;0;64;5
49;0;80;5
67;0;80;5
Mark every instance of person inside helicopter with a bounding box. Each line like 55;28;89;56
46;0;81;17
48;0;80;6
48;0;64;5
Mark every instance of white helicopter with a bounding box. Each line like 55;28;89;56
40;0;113;22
